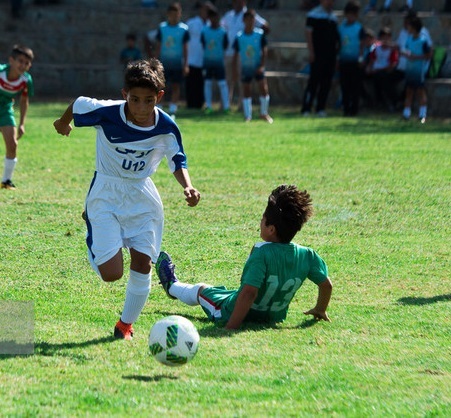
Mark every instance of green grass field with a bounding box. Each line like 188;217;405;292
0;103;450;417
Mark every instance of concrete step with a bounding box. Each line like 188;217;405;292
52;0;450;12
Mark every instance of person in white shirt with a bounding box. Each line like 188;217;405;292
185;1;214;108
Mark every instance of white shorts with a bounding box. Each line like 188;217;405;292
85;171;164;270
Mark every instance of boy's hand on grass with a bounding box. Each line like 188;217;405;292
53;119;72;136
304;308;331;322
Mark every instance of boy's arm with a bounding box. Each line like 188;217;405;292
225;285;259;330
304;277;333;322
172;167;201;207
17;94;29;139
53;101;74;136
183;42;189;76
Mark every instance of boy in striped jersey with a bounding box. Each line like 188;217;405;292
0;45;34;190
157;185;333;330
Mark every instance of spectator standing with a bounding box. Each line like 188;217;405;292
301;0;340;117
155;2;190;118
221;0;269;108
401;16;432;123
233;9;273;123
366;27;399;111
201;7;230;113
185;1;212;109
120;33;142;68
338;1;365;116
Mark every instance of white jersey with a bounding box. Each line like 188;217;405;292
73;96;188;180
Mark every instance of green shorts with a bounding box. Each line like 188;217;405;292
198;286;237;325
0;106;16;127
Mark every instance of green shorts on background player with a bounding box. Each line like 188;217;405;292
157;184;333;330
0;45;34;190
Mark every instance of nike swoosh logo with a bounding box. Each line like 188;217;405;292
111;136;122;140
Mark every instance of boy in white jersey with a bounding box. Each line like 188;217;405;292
157;185;333;329
0;45;34;190
233;9;272;123
53;59;201;340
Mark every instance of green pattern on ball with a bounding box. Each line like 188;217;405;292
149;342;164;355
166;352;188;364
166;324;178;349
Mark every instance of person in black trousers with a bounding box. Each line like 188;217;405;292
301;0;340;117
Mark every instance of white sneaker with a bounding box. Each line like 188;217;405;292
316;110;327;118
302;111;310;117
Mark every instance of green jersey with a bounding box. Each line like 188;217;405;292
0;63;34;111
200;242;328;325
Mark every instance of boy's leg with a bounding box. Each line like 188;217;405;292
120;267;151;323
218;79;230;111
418;87;427;121
156;251;207;305
1;126;18;186
242;82;252;121
258;79;272;123
204;78;213;110
169;282;209;306
402;86;414;119
301;62;320;114
169;82;180;115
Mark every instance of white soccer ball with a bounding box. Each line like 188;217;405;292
148;315;199;367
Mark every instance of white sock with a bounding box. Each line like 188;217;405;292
120;270;151;324
204;79;213;109
403;107;411;119
260;95;270;116
169;282;207;306
218;80;230;110
243;97;252;119
2;157;17;182
419;106;427;118
169;103;178;114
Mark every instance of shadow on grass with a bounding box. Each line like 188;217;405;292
0;336;116;359
123;374;179;382
397;294;451;306
34;336;116;356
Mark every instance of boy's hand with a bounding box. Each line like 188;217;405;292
53;119;73;136
17;124;25;139
184;187;201;207
304;308;331;322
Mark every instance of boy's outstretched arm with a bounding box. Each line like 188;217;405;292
173;168;201;207
225;285;258;330
304;278;333;322
53;101;74;136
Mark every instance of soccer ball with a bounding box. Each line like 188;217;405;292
148;315;199;367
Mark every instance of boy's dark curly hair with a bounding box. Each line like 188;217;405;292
124;58;165;93
263;185;313;243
